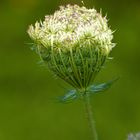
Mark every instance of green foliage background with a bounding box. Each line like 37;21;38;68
0;0;140;140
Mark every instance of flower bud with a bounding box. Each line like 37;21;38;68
28;4;115;89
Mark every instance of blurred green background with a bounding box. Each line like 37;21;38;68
0;0;140;140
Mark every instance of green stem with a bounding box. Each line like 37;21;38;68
83;92;98;140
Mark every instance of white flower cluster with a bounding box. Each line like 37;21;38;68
28;4;114;54
128;133;140;140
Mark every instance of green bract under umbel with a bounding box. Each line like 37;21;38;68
28;4;115;90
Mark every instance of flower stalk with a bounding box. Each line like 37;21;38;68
83;92;98;140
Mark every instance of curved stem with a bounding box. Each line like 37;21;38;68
83;92;98;140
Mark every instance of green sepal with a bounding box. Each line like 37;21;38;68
58;89;79;103
87;77;119;95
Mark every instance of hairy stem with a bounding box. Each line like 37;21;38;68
83;92;98;140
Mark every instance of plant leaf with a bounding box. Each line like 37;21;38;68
57;77;119;103
58;89;78;103
87;77;119;94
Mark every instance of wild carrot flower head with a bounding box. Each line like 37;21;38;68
28;4;115;90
